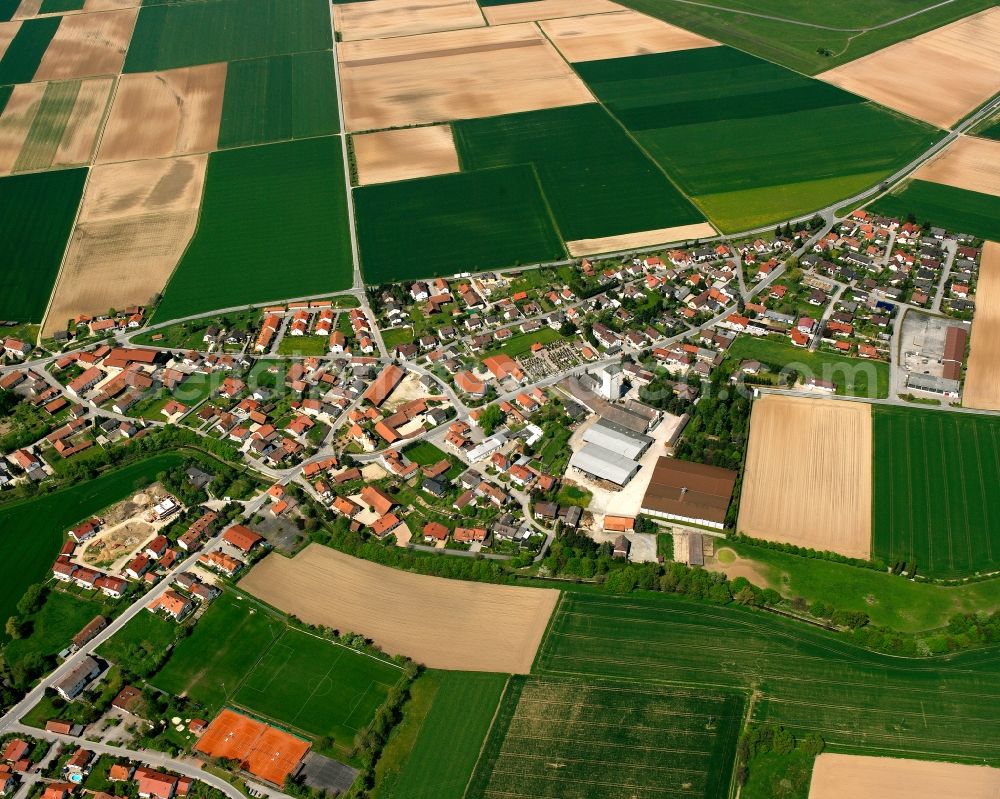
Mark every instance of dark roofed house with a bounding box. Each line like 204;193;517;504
613;535;631;559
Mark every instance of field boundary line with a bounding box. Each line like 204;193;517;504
461;674;511;799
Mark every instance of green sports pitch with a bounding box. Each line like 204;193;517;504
872;406;1000;579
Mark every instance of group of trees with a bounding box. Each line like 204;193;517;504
736;723;825;788
673;373;751;471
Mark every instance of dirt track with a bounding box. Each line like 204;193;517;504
738;394;872;560
354;125;460;185
98;63;226;162
567;222;717;256
33;9;136;81
482;0;622;25
818;7;1000;129
540;9;718;62
962;242;1000;411
913;135;1000;199
809;753;1000;799
334;0;485;41
338;23;592;131
239;544;559;673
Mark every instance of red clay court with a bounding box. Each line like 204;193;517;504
195;709;310;785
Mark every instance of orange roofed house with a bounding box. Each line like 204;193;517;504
362;364;404;408
222;525;264;554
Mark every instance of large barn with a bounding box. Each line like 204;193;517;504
640;457;737;529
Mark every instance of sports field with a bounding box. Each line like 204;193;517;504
0;167;86;321
575;47;940;232
124;0;331;73
152;137;352;322
0;16;59;84
872;406;1000;579
536;592;1000;764
615;0;996;75
0;453;184;642
870;180;1000;242
467;675;744;799
355;165;566;284
453;104;706;243
218;51;338;148
374;671;508;799
153;591;404;752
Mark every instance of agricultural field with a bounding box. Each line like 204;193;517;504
724;336;889;398
870;180;1000;242
872;406;1000;579
0;160;85;323
354;165;566;285
574;46;941;232
233;628;403;751
32;10;136;83
218;51;338;148
452;104;708;246
810;753;1000;799
911;136;1000;203
739;395;872;560
467;675;744;799
152;137;353;322
123;0;331;73
0;16;59;84
374;671;508;799
963;243;1000;412
0;453;184;640
615;0;997;75
536;592;1000;764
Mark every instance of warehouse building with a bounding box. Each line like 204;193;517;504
568;444;641;487
640;457;737;529
581;419;652;461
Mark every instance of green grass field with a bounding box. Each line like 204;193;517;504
4;589;109;669
234;628;403;749
870;179;1000;242
0;453;184;641
873;406;1000;579
38;0;83;11
493;328;563;359
536;592;1000;764
467;675;744;799
724;336;889;398
615;0;996;74
453;104;705;242
14;80;81;173
124;0;331;73
0;167;87;322
218;51;338;149
96;609;181;676
0;16;59;85
374;671;508;799
0;0;19;20
575;47;940;232
152;137;352;322
355;165;566;284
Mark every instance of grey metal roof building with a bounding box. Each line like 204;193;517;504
569;443;641;486
582;419;652;461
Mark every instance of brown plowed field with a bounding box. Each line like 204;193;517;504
98;63;226;162
33;9;136;82
338;23;592;131
962;242;1000;411
540;9;718;62
567;222;717;256
334;0;484;41
239;544;559;673
818;7;1000;129
0;21;19;59
42;155;206;335
0;82;45;174
912;135;1000;198
738;394;872;559
52;77;113;166
809;754;1000;799
483;0;622;25
353;125;460;185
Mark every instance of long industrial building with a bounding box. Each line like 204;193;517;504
569;444;642;487
581;419;652;461
640;457;737;529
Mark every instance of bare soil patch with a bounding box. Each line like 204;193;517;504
53;77;113;166
239;544;559;673
539;9;718;62
80;519;154;569
0;82;45;175
482;0;622;25
33;9;136;82
963;241;1000;411
338;23;593;132
912;135;1000;198
703;547;773;587
818;7;1000;129
353;125;459;185
738;394;872;559
334;0;484;42
567;222;717;256
97;63;227;163
0;21;20;60
809;753;1000;799
43;155;207;335
10;0;39;19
